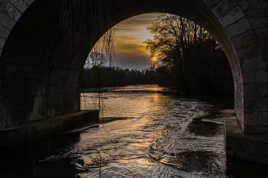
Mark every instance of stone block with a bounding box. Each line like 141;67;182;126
212;0;235;18
236;45;259;61
0;38;5;49
244;81;268;99
244;111;258;124
22;0;35;6
249;17;268;35
0;25;9;38
255;70;267;83
0;0;9;9
231;30;259;61
256;101;268;112
258;83;268;97
231;30;257;50
246;6;268;17
244;95;268;112
237;0;248;11
0;12;15;29
203;0;222;8
9;0;28;12
220;6;244;27
242;56;265;73
242;62;257;74
245;110;268;126
243;70;267;85
244;83;260;100
225;18;251;39
243;70;256;84
6;2;21;21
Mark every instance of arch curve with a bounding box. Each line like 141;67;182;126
0;0;267;134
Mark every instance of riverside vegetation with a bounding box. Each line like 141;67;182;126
80;14;233;98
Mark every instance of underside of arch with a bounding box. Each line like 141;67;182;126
0;0;267;135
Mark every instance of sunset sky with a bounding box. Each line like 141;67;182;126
91;13;165;70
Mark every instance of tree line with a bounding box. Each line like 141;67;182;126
144;15;233;97
80;66;156;88
80;14;233;98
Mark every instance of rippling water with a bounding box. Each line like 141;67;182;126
1;85;241;178
78;85;226;177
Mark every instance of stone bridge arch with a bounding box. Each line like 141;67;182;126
0;0;267;134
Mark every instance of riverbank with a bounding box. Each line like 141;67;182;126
0;110;99;147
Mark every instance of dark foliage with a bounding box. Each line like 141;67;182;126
79;66;157;89
145;15;234;98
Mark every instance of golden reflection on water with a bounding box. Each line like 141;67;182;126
77;85;226;177
151;93;160;103
80;85;167;118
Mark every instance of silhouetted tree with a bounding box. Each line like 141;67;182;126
145;15;213;67
145;15;233;97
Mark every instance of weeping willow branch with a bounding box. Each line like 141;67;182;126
102;29;114;67
86;28;114;68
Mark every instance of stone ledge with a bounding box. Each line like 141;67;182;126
225;113;268;165
0;110;99;147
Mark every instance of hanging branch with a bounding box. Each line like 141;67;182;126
87;28;114;68
83;26;115;119
102;29;114;67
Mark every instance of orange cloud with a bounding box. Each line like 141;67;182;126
91;13;166;69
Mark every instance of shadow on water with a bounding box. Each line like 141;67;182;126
174;151;219;172
0;133;81;178
0;117;130;178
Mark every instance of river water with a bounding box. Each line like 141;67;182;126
79;85;226;177
1;85;265;178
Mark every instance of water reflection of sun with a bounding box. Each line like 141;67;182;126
152;93;160;103
151;56;158;62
